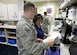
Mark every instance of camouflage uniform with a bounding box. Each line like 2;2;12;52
16;15;49;55
42;16;50;34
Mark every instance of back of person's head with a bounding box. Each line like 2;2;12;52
24;2;35;12
44;12;47;15
33;14;43;24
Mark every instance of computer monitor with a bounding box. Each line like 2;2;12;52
61;19;72;44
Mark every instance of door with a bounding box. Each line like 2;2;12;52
7;4;18;20
0;4;8;20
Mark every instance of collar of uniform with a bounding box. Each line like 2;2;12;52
22;15;31;22
22;15;33;25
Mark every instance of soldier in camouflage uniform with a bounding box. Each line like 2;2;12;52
16;2;54;55
42;12;50;34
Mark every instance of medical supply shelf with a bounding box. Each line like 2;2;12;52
0;25;17;47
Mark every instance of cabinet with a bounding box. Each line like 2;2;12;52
59;0;77;21
0;25;17;47
59;0;77;9
0;4;19;21
7;4;18;20
0;4;8;20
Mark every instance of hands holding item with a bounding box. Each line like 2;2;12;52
37;38;54;46
47;39;54;46
43;31;61;46
45;34;54;46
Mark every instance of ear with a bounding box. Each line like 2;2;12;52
31;7;35;11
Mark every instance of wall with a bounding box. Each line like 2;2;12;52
0;0;18;4
17;0;24;19
34;1;59;24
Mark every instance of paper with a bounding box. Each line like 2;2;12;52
43;32;59;43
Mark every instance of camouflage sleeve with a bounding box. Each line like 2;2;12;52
45;18;50;25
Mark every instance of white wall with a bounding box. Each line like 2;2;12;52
34;1;59;24
17;0;24;19
0;0;18;4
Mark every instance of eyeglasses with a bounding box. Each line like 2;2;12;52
37;19;42;21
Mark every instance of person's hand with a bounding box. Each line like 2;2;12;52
44;33;51;37
37;38;43;43
47;39;54;46
47;34;51;37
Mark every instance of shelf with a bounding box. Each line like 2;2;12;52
8;36;17;39
0;42;7;45
0;25;17;47
8;43;17;47
7;31;16;34
0;25;16;29
0;42;17;47
69;0;77;4
0;18;19;21
0;35;6;37
59;0;77;9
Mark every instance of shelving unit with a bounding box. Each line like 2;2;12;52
59;0;77;10
0;25;17;47
58;0;77;21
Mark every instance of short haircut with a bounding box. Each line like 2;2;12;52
33;14;43;24
44;12;47;15
24;2;35;12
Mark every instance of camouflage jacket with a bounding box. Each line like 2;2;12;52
16;15;49;55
